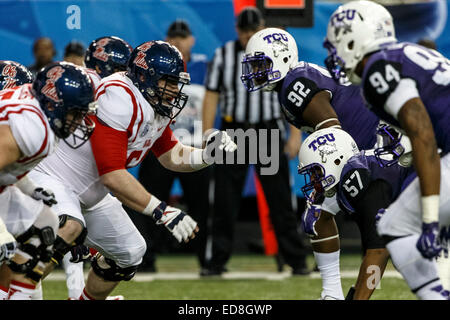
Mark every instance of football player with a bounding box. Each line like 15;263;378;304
298;127;416;299
324;0;450;299
49;36;133;300
0;62;96;299
241;27;411;299
28;40;237;300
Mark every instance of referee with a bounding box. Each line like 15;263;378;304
201;7;310;276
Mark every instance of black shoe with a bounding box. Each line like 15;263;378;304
200;266;226;277
275;254;284;272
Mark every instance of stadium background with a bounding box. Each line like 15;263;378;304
1;0;448;254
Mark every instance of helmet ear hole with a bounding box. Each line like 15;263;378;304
283;57;289;63
347;40;354;50
334;159;341;166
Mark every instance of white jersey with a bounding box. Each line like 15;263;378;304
34;72;174;207
0;84;56;190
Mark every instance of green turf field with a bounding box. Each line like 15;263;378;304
42;253;416;300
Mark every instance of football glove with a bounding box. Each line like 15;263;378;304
70;244;92;263
205;130;237;153
416;222;442;260
152;201;198;243
31;187;57;207
301;200;321;237
0;230;17;263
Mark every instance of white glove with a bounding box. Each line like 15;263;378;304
152;201;198;243
205;130;237;153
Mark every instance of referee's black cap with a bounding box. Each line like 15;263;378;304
236;7;264;31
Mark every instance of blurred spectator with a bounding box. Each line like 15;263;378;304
126;20;210;272
417;38;437;50
63;40;86;66
28;37;56;78
200;7;309;276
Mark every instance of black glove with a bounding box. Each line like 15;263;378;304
70;244;91;263
31;187;57;206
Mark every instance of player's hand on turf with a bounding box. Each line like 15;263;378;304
70;244;92;263
416;222;442;260
152;201;199;243
32;187;57;206
0;231;17;263
302;200;321;237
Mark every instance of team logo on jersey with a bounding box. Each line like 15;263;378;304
93;38;111;62
140;123;150;137
308;133;336;151
41;66;64;102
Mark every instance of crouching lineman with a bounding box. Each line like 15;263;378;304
0;61;96;299
298;127;418;299
53;35;133;300
28;40;237;300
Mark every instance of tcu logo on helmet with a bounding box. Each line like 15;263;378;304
308;133;336;151
263;33;289;44
330;9;357;27
93;38;111;62
41;66;64;102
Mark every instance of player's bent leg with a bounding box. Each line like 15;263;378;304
8;205;59;299
310;202;344;300
353;248;389;300
80;194;147;300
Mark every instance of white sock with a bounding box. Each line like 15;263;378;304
62;252;85;299
8;280;36;300
30;281;43;300
313;250;344;299
387;235;447;300
0;285;9;300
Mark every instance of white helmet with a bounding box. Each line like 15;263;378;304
323;0;397;84
298;128;359;201
241;27;298;92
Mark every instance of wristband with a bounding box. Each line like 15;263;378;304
142;195;162;216
421;195;440;224
189;148;210;170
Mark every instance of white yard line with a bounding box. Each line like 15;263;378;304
44;270;403;281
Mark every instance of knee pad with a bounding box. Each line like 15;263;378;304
51;215;87;264
8;224;56;282
91;253;138;282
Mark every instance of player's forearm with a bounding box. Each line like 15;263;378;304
0;125;22;171
100;169;152;213
14;175;38;196
158;142;209;172
399;98;440;222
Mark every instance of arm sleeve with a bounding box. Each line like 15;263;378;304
90;115;128;176
150;125;179;158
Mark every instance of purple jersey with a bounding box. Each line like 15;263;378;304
362;42;450;153
279;62;378;150
337;151;415;215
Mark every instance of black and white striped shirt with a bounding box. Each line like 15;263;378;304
205;40;282;124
